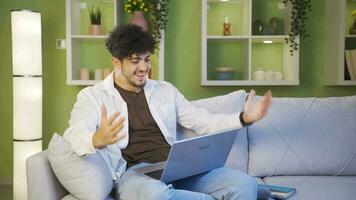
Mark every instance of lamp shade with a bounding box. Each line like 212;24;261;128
13;141;42;200
13;77;42;140
11;10;42;200
11;10;42;76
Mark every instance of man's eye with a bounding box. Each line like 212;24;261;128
131;61;139;64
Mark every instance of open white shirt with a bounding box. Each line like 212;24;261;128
63;72;243;180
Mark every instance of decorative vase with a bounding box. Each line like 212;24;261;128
253;20;264;35
268;17;280;35
89;24;102;35
264;70;274;81
216;65;234;80
223;23;231;36
130;11;148;31
253;69;265;81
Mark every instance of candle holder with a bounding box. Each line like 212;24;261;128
223;22;231;36
95;69;103;80
80;68;90;80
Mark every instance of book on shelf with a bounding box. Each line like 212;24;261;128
345;49;356;80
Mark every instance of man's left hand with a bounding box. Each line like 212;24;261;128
243;89;272;124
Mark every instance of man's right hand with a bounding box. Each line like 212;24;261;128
92;105;126;149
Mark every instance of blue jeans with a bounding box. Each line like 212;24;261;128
114;163;257;200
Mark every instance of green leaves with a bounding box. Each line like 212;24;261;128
123;0;169;47
283;0;311;55
88;6;102;25
147;0;170;48
125;0;149;13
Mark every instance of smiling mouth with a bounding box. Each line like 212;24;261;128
135;73;146;79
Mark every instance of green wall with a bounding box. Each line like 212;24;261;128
165;0;356;99
1;0;355;181
0;0;82;181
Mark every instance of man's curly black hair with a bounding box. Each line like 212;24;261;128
105;24;156;60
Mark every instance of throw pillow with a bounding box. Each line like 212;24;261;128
48;133;113;200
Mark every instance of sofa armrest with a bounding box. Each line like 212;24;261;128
26;150;68;200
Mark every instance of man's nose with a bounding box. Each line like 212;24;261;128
138;61;150;71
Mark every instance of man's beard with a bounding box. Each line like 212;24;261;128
124;72;147;88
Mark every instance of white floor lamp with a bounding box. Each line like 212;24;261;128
11;10;43;200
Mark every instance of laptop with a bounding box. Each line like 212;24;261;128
134;129;238;183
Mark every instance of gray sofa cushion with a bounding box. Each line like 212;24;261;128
48;133;113;200
248;96;356;177
177;90;248;172
263;176;356;200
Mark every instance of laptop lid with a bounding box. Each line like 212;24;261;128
160;129;237;183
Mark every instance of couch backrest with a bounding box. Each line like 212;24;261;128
248;95;356;177
177;90;249;172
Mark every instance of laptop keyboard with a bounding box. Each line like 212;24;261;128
144;169;164;180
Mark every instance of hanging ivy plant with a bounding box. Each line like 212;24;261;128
283;0;312;55
147;0;170;48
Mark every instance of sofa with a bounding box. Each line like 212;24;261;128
27;91;356;200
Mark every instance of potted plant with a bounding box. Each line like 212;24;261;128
88;6;102;35
125;0;150;31
124;0;169;47
283;0;312;55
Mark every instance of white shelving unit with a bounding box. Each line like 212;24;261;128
201;0;299;86
66;0;165;85
324;0;356;85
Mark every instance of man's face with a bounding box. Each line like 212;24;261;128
114;52;151;91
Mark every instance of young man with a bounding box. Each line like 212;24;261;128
63;24;272;200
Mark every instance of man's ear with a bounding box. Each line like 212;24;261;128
111;57;122;67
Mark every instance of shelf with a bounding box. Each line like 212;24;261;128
207;36;250;39
71;35;108;40
345;35;356;38
67;80;101;85
206;0;250;36
324;0;356;85
251;35;288;43
339;80;356;85
206;35;288;41
68;38;112;82
69;0;116;36
201;80;299;86
66;0;116;84
66;0;165;85
252;0;290;35
251;37;298;82
202;0;299;86
206;39;249;81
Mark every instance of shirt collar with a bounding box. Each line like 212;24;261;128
103;71;158;99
